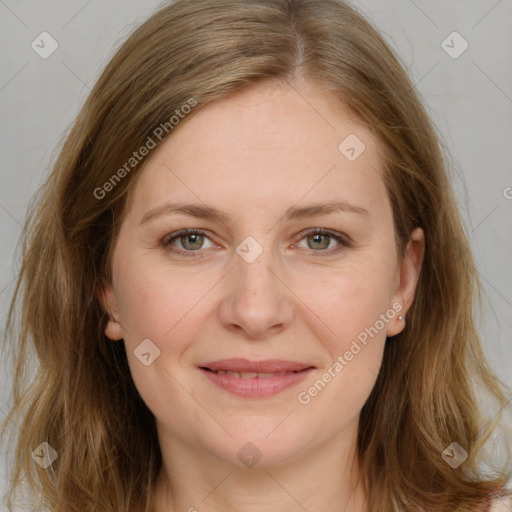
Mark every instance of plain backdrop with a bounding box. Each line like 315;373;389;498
1;0;511;505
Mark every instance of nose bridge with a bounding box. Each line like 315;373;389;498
236;245;276;297
217;235;294;338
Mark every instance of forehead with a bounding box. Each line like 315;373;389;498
125;82;387;223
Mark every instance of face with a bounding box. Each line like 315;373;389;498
100;81;423;468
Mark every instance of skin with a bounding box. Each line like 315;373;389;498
99;80;424;512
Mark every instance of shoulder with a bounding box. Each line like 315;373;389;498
489;496;512;512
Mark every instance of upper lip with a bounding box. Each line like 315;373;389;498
199;358;314;373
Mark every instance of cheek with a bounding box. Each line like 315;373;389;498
111;261;211;426
293;269;389;425
113;254;213;344
292;258;396;356
288;258;395;413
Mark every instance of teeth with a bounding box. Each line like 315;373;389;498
239;372;258;378
213;370;292;378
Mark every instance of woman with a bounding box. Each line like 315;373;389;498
2;0;511;510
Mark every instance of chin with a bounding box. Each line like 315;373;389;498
204;422;317;469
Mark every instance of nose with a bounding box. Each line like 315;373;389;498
217;248;295;340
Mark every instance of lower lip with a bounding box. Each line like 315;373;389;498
200;368;314;398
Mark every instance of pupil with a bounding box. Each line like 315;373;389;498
310;234;329;249
184;234;202;249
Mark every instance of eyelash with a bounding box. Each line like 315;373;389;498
161;228;352;258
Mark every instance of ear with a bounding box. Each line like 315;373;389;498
386;227;425;337
96;279;124;341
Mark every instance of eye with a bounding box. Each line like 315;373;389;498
162;229;215;257
294;228;351;255
161;228;352;258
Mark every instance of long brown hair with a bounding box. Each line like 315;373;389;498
2;0;511;510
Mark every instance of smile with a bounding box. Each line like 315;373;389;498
198;359;315;398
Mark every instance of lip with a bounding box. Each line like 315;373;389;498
200;358;312;373
199;358;315;398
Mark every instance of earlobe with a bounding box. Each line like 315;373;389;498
386;308;406;337
104;315;124;341
386;227;425;337
96;281;124;341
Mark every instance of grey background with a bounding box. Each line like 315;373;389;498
1;0;511;505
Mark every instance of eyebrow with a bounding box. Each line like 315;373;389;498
139;200;370;225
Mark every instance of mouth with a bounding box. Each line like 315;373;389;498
198;358;315;398
202;369;305;378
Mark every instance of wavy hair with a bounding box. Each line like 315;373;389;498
2;0;511;510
